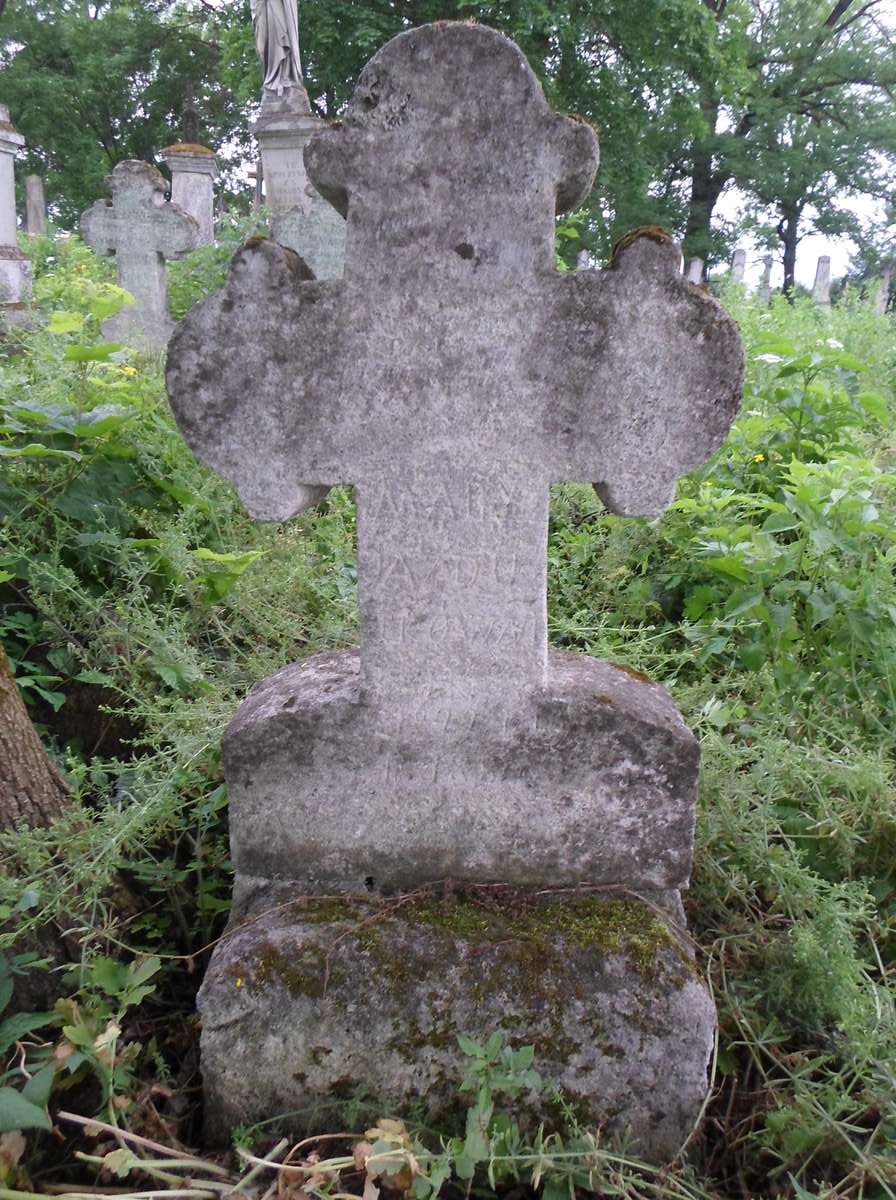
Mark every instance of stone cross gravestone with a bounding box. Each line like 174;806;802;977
813;254;832;306
159;144;218;245
167;23;743;1157
81;161;198;351
0;105;32;312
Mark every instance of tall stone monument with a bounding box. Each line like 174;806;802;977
159;145;218;245
0;105;32;311
813;254;832;305
730;247;746;283
81;160;198;351
167;24;743;1157
25;174;47;236
251;0;345;278
758;253;773;303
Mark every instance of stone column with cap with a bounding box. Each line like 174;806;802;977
0;105;32;312
159;144;218;245
251;3;345;279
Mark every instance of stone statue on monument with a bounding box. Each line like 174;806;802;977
250;0;303;97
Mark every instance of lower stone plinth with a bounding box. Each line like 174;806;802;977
198;892;715;1159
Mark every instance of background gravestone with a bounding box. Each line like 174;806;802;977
159;144;218;245
813;254;832;305
0;105;32;312
167;23;743;1157
81;160;198;351
25;174;47;236
730;247;746;282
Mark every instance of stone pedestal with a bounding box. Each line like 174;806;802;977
159;144;217;245
25;174;46;235
0;106;31;310
199;891;715;1160
253;99;345;280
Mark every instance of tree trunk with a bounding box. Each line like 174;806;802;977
0;642;70;831
683;91;728;261
778;204;801;297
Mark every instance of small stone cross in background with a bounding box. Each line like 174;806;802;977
81;161;198;351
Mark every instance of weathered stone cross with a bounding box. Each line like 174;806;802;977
167;23;743;898
82;160;198;351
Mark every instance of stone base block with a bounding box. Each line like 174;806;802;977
224;649;699;902
198;892;715;1160
0;250;32;305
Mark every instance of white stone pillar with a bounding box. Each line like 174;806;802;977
159;144;218;245
812;255;832;306
0;105;32;308
730;248;746;282
25;174;46;234
686;257;704;283
758;254;772;304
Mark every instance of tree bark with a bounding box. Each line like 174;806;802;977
778;204;802;297
683;90;729;260
0;642;70;831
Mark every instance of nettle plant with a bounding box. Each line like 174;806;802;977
666;340;896;707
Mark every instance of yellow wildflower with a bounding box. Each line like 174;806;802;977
121;366;138;377
235;977;243;988
753;453;765;463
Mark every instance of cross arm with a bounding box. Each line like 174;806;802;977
166;238;347;521
542;231;744;516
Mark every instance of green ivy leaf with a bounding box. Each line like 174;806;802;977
0;1086;52;1132
63;343;123;362
47;311;85;334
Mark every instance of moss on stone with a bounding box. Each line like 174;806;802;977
252;939;332;997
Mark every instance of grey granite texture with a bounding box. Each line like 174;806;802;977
81;160;198;350
198;892;716;1160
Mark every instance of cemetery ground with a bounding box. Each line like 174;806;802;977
0;229;895;1199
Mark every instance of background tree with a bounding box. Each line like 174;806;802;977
0;0;250;225
0;641;69;832
681;0;896;268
